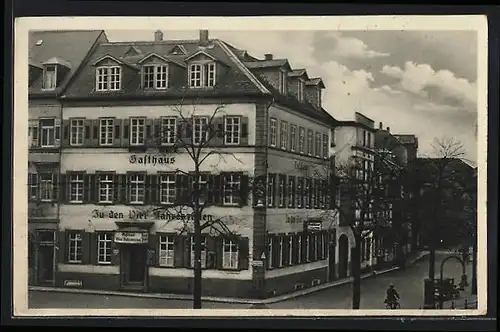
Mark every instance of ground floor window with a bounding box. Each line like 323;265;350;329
68;232;83;263
97;233;113;264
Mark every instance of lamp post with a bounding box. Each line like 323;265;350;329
438;255;467;309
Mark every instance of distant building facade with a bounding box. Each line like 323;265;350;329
27;30;107;286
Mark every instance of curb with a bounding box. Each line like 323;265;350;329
29;251;428;305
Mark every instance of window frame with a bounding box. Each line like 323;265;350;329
160;117;177;145
38;172;54;202
97;232;113;265
280;120;288;150
298;127;305;154
69;173;84;203
95;66;122;92
222;238;239;270
98;173;114;204
99;118;115;146
142;64;168;90
129;117;146;146
290;124;297;152
129;173;146;204
307;129;314;156
190;236;207;269
192;116;209;145
40;118;56;148
224;116;241;145
159;173;176;205
269;118;277;148
222;172;241;206
188;61;216;88
67;232;83;263
315;132;321;158
158;234;175;267
42;64;57;90
70;118;85;146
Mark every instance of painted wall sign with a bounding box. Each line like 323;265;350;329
286;215;303;224
114;231;149;244
129;154;176;165
91;209;214;222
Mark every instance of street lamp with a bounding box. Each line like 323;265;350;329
437;255;468;309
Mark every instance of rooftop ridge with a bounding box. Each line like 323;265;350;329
103;39;202;46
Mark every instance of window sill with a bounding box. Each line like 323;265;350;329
127;202;145;206
66;261;83;264
68;201;84;204
96;202;114;206
97;262;112;265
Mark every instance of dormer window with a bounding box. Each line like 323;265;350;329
297;79;304;102
279;71;287;95
143;64;168;89
96;66;121;91
189;62;216;88
42;65;57;90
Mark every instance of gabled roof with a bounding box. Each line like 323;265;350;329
306;78;326;89
184;49;218;62
168;45;187;55
29;30;106;96
243;59;292;71
93;54;126;66
123;46;142;57
288;69;309;81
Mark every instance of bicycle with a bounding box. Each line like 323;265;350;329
385;300;401;309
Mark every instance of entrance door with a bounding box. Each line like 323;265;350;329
121;245;147;288
37;244;54;284
338;234;349;279
328;232;337;282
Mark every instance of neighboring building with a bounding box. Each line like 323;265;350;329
332;112;377;275
54;30;341;298
27;30;108;286
374;123;413;268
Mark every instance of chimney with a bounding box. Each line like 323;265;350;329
386;127;390;132
264;53;273;60
379;122;383;129
199;30;209;45
154;30;163;42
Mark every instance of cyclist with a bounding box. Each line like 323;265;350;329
385;283;400;309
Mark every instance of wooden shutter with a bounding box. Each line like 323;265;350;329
241;117;249;146
215;236;223;269
111;239;120;265
213;174;222;206
210;117;223;146
81;232;91;264
89;232;98;265
92;119;99;147
59;174;67;203
62;120;70;148
146;118;154;146
205;236;216;269
148;234;158;267
89;174;98;203
58;231;67;263
114;174;125;204
272;235;279;268
149;174;159;205
183;235;191;268
52;172;59;201
83;174;91;203
113;118;122;147
144;174;151;205
239;174;249;207
174;235;185;267
153;119;161;146
84;119;92;145
122;118;130;147
238;237;249;270
54;118;61;147
206;175;215;205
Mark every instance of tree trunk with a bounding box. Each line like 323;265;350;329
193;210;202;309
428;246;435;281
351;240;361;309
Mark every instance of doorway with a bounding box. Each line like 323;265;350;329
36;230;55;285
338;234;349;279
121;244;147;290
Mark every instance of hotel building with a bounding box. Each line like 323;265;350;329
27;30;107;286
54;30;342;298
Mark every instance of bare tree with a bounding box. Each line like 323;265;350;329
316;147;405;309
145;95;250;309
414;137;471;282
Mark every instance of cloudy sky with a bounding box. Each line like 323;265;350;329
106;30;478;164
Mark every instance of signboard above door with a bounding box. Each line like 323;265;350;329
114;231;149;244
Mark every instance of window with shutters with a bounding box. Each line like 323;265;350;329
190;236;207;268
278;236;284;267
40;119;57;147
297;235;302;264
305;179;311;208
69;173;84;203
298;127;305;154
193;117;209;145
267;174;275;207
288;236;293;265
315;132;321;158
267;236;273;269
278;175;285;207
296;178;303;208
143;64;168;89
269;118;277;147
97;233;113;264
279;70;287;95
28;173;38;201
98;174;114;203
99;118;114;146
307;129;313;156
129;174;145;204
297;79;304;102
280;121;288;150
96;66;121;91
188;62;216;88
160;117;177;145
68;232;83;263
28;120;38;148
159;174;176;205
223;173;241;206
222;238;238;269
322;133;329;159
158;235;175;267
39;173;54;202
287;177;295;208
70;119;84;146
130;118;145;146
224;116;240;145
192;174;208;205
290;125;297;152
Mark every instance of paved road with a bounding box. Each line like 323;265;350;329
29;252;473;310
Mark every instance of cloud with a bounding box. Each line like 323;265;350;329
380;61;477;111
318;32;390;59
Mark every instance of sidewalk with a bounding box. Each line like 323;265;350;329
441;294;478;309
29;251;429;305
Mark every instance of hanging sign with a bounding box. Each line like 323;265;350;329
306;221;322;232
114;231;149;244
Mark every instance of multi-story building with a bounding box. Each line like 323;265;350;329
27;30;107;286
54;30;340;298
332;112;376;275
